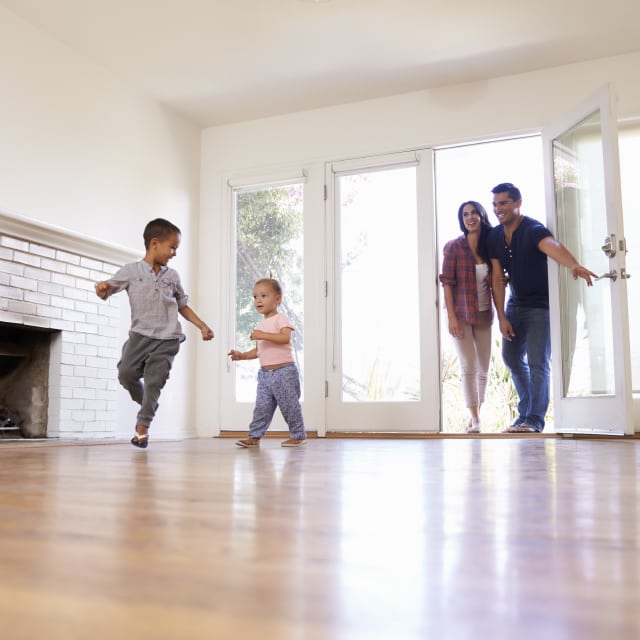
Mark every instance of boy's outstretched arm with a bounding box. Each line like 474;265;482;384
95;281;115;299
179;305;214;341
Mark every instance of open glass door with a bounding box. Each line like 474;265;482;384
542;84;633;435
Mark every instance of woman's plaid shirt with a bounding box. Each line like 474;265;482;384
439;235;492;324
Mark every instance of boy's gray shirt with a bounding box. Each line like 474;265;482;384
105;260;189;340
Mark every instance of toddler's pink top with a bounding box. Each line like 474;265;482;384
256;313;295;366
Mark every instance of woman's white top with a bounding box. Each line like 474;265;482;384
475;263;491;311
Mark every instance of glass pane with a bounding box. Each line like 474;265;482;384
233;183;304;401
553;111;614;396
338;166;419;401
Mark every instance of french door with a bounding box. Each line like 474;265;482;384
543;84;633;434
221;171;312;433
324;151;440;433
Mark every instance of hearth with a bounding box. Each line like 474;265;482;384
0;322;58;438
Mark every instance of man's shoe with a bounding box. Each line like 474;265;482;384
503;423;537;433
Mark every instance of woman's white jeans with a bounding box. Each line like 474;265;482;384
452;311;492;408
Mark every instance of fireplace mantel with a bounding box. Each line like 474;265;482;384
0;209;139;266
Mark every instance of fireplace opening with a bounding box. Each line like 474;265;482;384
0;352;26;377
0;322;59;439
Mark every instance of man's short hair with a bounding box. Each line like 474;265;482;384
491;182;522;202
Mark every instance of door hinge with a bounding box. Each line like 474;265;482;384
325;381;328;398
324;184;328;201
324;281;328;297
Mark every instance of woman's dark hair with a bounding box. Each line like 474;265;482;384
457;200;492;265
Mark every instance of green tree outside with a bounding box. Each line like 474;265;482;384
234;183;304;373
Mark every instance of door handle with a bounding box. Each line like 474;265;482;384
595;269;632;281
596;270;617;282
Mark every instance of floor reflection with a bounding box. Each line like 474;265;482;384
1;438;639;639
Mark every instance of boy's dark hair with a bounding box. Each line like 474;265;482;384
491;182;522;202
255;278;282;296
143;218;181;249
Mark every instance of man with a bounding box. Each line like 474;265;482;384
488;183;597;433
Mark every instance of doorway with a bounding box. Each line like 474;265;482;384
434;136;546;433
435;124;640;433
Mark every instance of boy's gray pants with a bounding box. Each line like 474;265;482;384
117;332;181;428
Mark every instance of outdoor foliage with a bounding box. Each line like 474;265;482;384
442;339;520;433
441;338;555;432
234;184;304;357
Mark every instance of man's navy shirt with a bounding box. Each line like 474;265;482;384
487;216;552;309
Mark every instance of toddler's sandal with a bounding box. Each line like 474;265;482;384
281;438;307;447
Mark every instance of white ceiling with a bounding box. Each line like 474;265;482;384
3;0;640;127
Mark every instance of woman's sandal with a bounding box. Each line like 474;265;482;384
466;419;480;434
131;431;149;449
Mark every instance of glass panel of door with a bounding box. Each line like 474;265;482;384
338;166;420;402
552;112;614;396
232;181;304;425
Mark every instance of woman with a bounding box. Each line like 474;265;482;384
439;201;493;433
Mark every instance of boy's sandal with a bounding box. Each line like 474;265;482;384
131;432;149;448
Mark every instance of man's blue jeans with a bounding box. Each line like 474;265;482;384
502;306;550;431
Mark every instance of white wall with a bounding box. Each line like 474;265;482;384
199;51;640;435
5;0;636;438
0;6;203;439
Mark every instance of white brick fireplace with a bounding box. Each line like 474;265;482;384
0;210;139;439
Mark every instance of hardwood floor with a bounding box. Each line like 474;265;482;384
1;436;639;639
